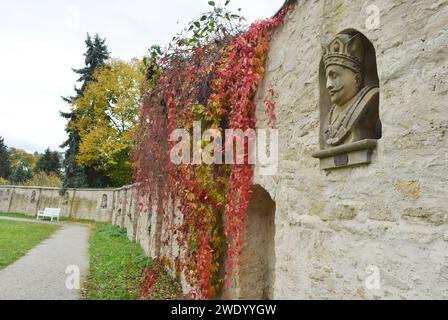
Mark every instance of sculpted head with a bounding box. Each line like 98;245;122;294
325;65;362;106
323;33;365;107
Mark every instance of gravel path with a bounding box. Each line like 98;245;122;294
0;222;89;300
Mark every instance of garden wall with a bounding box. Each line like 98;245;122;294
251;0;448;299
2;0;446;300
107;0;448;300
0;185;115;222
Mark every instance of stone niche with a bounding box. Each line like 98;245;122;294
222;184;276;299
313;29;381;170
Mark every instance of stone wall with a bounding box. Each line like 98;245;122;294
6;0;445;300
110;0;448;300
251;0;448;299
110;185;164;257
0;185;115;222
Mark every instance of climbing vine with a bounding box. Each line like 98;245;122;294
134;1;288;299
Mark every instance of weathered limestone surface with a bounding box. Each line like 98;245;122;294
0;185;115;222
253;0;448;299
223;185;277;299
112;1;448;299
4;0;446;300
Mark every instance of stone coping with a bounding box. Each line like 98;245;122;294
311;139;378;159
0;185;132;192
275;0;295;17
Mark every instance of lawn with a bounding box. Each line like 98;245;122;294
0;220;60;270
85;223;184;300
0;212;94;224
0;212;35;220
85;223;152;300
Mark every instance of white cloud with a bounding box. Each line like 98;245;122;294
0;0;285;153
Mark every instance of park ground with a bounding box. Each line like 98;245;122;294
0;213;184;300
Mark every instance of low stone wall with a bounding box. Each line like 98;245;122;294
111;188;196;295
110;186;173;264
0;184;161;246
0;185;115;222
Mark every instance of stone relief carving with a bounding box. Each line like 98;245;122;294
100;194;108;209
30;190;36;203
117;192;123;216
62;192;69;206
322;33;380;146
313;30;381;169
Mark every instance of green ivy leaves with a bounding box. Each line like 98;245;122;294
172;0;241;50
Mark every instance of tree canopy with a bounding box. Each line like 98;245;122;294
9;162;33;184
35;148;61;175
60;33;111;189
0;137;12;180
70;59;145;186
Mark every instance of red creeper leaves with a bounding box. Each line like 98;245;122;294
134;7;287;299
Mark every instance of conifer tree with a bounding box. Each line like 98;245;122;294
0;137;12;180
60;34;111;189
35;148;61;175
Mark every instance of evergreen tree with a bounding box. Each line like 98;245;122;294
35;148;61;175
60;33;111;189
60;113;88;188
0;137;12;179
71;34;111;98
9;162;33;184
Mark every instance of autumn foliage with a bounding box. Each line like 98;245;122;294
70;59;145;186
134;3;287;299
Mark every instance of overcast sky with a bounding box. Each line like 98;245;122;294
0;0;284;154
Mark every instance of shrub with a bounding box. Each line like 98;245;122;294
0;177;9;185
22;171;62;188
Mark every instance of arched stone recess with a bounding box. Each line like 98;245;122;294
100;194;108;208
319;28;381;146
229;184;276;299
313;29;382;169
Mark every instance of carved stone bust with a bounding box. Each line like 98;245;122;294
313;30;381;170
322;32;380;147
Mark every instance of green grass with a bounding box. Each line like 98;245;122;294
0;212;36;220
85;223;153;300
0;220;60;270
85;223;185;300
0;212;94;224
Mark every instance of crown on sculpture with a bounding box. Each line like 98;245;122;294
322;33;365;73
